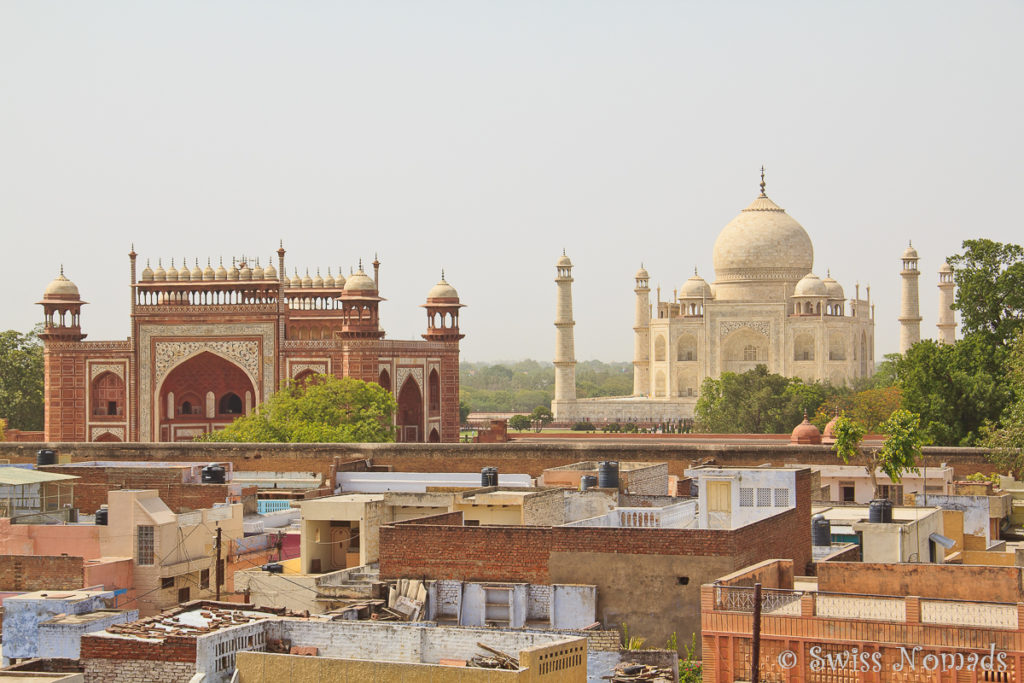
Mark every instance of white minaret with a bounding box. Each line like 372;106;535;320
553;251;577;415
937;262;956;344
898;242;922;354
633;266;651;396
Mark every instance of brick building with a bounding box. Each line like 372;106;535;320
38;246;464;443
379;467;812;649
702;559;1024;682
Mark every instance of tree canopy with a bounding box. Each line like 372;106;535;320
460;359;632;413
0;326;45;432
694;365;830;434
832;410;922;498
949;239;1024;348
983;330;1024;476
199;374;397;443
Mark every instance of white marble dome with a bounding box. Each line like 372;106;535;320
794;272;827;297
822;273;844;300
680;273;712;299
712;193;814;282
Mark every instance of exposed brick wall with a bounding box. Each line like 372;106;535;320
43;465;238;513
394;510;464;526
380;525;554;584
80;634;196;662
0;555;84;590
84;658;196;683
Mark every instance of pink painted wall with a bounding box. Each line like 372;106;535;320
0;518;102;558
84;558;133;593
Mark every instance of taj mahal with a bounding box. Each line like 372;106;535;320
552;172;948;424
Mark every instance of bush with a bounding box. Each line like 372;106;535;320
603;422;621;433
572;421;596;431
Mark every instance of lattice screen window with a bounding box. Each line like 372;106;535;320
774;488;789;507
136;525;154;565
757;487;772;507
739;487;754;507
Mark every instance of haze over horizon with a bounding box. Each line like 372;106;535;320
3;2;1022;363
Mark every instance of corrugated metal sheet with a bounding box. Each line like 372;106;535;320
0;467;78;485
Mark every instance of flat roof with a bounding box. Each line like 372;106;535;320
0;468;78;486
98;606;277;642
5;589;111;603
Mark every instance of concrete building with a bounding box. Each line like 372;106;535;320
702;559;1024;682
809;462;954;504
2;589;137;665
553;174;876;423
813;504;952;563
37;248;464;443
379;467;813;650
0;489;245;616
0;468;78;524
80;601;588;683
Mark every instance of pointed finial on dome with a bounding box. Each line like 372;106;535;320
563;248;566;256
60;264;65;276
441;268;446;281
207;257;211;266
359;258;363;271
759;165;766;196
694;266;698;276
827;268;831;278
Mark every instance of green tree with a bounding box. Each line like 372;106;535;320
0;326;45;431
694;366;829;434
833;411;922;498
458;401;471;424
983;331;1024;476
530;406;553;432
948;239;1024;348
200;374;396;443
896;337;1009;445
508;414;532;432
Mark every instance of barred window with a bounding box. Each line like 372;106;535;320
137;525;154;565
756;488;772;507
774;488;789;507
739;487;754;507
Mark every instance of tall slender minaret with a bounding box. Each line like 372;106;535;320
937;262;956;344
553;251;577;416
633;265;651;396
898;242;922;354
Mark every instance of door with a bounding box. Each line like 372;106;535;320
707;480;732;529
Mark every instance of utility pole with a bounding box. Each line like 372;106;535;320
751;583;762;683
215;526;222;601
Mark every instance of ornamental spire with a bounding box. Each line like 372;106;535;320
759;165;766;196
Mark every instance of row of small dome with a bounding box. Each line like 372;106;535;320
45;262;459;300
631;265;847;301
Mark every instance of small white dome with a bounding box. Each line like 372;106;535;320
427;274;459;299
263;259;277;280
190;260;203;281
635;266;649;279
153;260;167;281
313;269;324;288
141;260;154;282
203;259;216;281
557;252;572;267
177;259;191;282
343;269;377;293
794;273;827;297
166;260;179;281
680;272;712;299
252;260;265;280
903;243;919;259
821;273;844;300
43;267;81;298
215;260;227;280
239;261;252;280
939;262;952;273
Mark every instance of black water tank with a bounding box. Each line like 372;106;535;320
868;499;893;523
37;449;57;466
262;563;284;573
597;461;619;489
812;514;832;546
488;467;498;487
95;507;108;526
580;475;598;491
202;465;226;484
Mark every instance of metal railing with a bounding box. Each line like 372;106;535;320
714;585;804;615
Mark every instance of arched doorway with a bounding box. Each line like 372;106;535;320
396;376;423;443
158;351;256;442
378;369;391;394
428;428;440;443
428;369;440;416
293;369;317;387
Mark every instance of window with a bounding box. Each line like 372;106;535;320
178;586;190;603
756;488;772;507
739;487;754;507
200;569;210;589
743;345;758;361
774;488;789;507
161;576;175;589
137;525;155;565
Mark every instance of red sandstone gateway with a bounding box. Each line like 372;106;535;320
38;247;464;443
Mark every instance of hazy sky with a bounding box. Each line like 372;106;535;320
3;2;1022;362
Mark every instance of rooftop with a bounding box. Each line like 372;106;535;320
0;468;78;486
97;604;279;642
